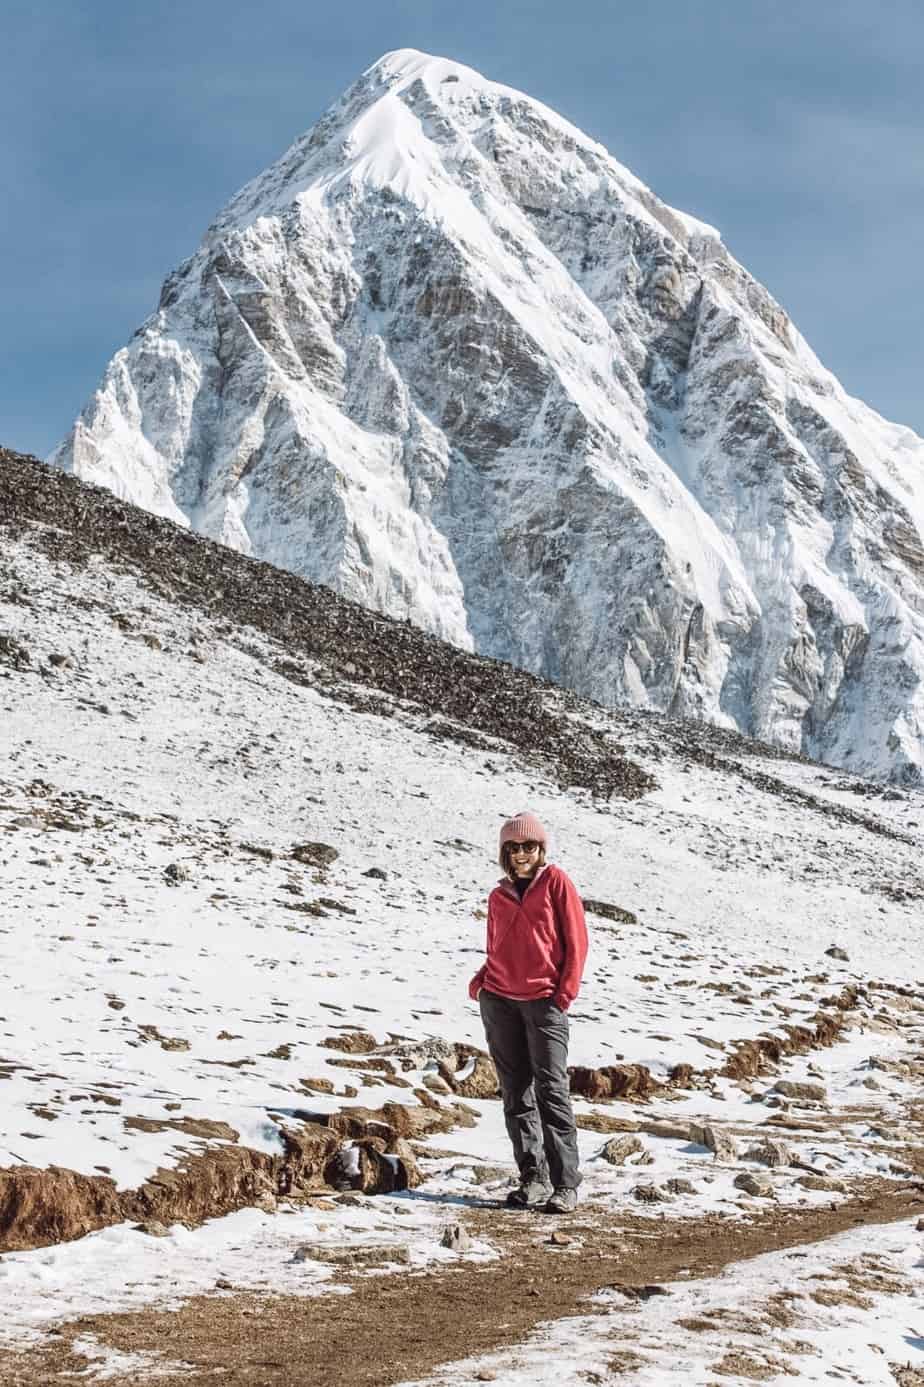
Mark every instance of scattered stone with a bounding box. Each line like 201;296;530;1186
254;1193;278;1213
743;1139;793;1168
581;899;637;925
215;1278;233;1290
664;1178;696;1196
915;1218;924;1232
465;1165;507;1186
135;1221;170;1237
773;1080;827;1103
291;842;339;868
547;1230;571;1247
240;842;274;861
632;1183;673;1203
163;862;190;885
362;867;388;880
576;1112;641;1135
795;1174;847;1194
640;1119;689;1141
441;1053;499;1100
322;1032;377;1054
825;945;849;961
692;1124;738;1163
440;1222;471;1252
600;1135;645;1166
734;1172;774;1197
421;1072;453;1096
299;1077;335;1095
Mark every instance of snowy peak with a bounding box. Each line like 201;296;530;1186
51;52;924;783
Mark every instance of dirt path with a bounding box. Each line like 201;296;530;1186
4;1179;924;1387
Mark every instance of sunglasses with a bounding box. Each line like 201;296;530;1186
506;841;540;855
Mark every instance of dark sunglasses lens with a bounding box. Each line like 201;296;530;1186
509;841;538;854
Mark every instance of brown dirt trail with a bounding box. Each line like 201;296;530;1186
3;1180;923;1387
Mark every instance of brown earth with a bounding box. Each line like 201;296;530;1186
3;1179;923;1387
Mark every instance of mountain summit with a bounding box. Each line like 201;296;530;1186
51;49;924;781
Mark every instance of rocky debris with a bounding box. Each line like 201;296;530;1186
291;841;339;868
743;1139;793;1168
569;1063;659;1102
632;1183;673;1204
690;1124;738;1163
795;1174;848;1194
470;1164;510;1185
773;1080;828;1103
734;1172;774;1197
664;1178;696;1196
547;1231;571;1247
721;998;857;1081
440;1053;500;1100
0;452;654;803
825;945;850;961
163;862;190;885
440;1222;471;1252
322;1031;378;1054
134;1220;170;1237
362;866;388;880
136;1024;191;1053
0;631;32;670
576;1113;642;1135
639;1120;690;1141
0;1165;123;1253
0;1097;452;1253
599;1135;647;1166
123;1116;239;1142
581;899;638;925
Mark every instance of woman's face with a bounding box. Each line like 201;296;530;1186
507;840;541;878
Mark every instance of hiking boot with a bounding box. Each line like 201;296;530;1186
544;1186;578;1214
505;1177;553;1209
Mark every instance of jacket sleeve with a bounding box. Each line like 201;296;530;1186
550;869;588;1011
468;897;492;999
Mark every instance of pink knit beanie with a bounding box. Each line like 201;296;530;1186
498;811;548;865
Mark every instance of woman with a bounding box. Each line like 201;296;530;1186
468;811;588;1213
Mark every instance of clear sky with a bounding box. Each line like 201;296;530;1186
4;0;923;457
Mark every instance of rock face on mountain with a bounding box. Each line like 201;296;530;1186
50;49;924;781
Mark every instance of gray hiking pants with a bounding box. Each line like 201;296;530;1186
479;989;581;1190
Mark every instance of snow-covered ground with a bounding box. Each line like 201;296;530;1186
3;519;924;1375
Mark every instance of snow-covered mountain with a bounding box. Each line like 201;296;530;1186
51;49;924;782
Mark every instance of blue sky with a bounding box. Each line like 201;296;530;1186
4;0;923;456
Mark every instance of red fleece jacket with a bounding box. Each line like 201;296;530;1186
468;864;588;1012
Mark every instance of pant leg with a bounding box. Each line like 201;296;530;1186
479;990;547;1181
524;998;581;1190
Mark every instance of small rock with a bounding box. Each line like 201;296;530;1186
825;946;849;961
440;1222;472;1252
600;1134;645;1166
694;1124;738;1163
773;1080;827;1103
470;1164;510;1185
664;1177;696;1196
291;841;339;868
292;1244;318;1263
135;1221;170;1238
632;1183;673;1203
362;867;388;880
164;862;190;885
215;1278;233;1290
915;1218;924;1232
734;1172;774;1197
743;1139;792;1168
795;1174;847;1194
547;1230;571;1246
254;1193;278;1213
